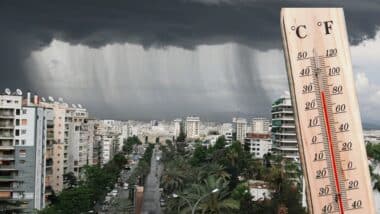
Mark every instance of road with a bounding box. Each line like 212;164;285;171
108;159;139;214
142;145;163;214
95;156;138;214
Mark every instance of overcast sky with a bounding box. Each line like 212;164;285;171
1;0;380;122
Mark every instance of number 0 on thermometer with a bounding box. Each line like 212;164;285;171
281;8;375;214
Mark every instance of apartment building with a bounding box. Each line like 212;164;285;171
63;105;89;178
271;96;298;160
38;98;66;194
244;133;272;159
185;116;200;139
252;117;270;134
173;118;182;138
234;118;247;144
0;91;54;212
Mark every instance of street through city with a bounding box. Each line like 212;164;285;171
142;145;163;214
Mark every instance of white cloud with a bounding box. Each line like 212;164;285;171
355;72;370;92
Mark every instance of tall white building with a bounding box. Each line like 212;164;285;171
271;96;298;160
252;117;270;134
63;105;89;178
185;116;200;139
173;119;182;138
234;118;247;143
245;139;272;159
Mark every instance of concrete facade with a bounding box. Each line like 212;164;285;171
271;96;298;160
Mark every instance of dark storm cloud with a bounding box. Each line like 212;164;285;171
0;0;379;120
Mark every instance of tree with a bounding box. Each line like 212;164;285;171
123;136;142;154
63;172;77;189
53;186;93;213
160;166;186;194
366;143;380;162
176;124;186;142
190;145;208;166
198;163;230;182
213;136;226;150
186;175;240;213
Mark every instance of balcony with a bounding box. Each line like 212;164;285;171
0;111;14;119
0;175;17;181
0;133;14;139
0;191;11;199
272;132;296;136
0;165;16;171
0;121;14;129
0;155;14;160
0;143;14;150
0;186;13;191
47;132;54;139
272;117;294;121
274;139;297;143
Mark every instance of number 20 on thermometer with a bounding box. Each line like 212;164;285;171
281;8;375;214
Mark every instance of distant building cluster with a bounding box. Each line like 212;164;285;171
0;87;304;212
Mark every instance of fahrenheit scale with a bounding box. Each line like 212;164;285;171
281;8;375;214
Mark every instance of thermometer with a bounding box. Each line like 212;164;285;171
281;8;375;214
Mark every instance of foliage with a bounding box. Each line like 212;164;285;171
39;153;127;214
176;124;186;142
190;144;208;166
63;172;77;189
366;143;380;162
122;136;142;154
160;135;306;214
128;143;154;185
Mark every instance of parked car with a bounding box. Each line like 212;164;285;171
160;198;166;207
123;183;129;190
110;189;118;197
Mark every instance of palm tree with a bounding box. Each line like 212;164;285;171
160;162;186;194
185;175;240;213
197;163;230;182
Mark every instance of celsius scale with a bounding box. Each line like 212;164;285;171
281;8;376;214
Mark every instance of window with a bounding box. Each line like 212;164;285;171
19;149;26;157
15;119;20;126
22;109;27;114
21;119;27;125
21;140;26;145
6;100;11;103
21;130;26;135
15;140;19;145
15;129;20;136
19;160;26;164
15;109;20;115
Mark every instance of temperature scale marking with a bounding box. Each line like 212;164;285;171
281;8;375;214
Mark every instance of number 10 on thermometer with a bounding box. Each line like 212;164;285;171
281;8;375;214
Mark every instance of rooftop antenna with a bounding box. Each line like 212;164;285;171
41;97;46;102
72;104;77;108
78;104;83;108
58;97;64;103
48;96;54;102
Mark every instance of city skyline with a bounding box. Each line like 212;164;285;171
1;1;380;123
